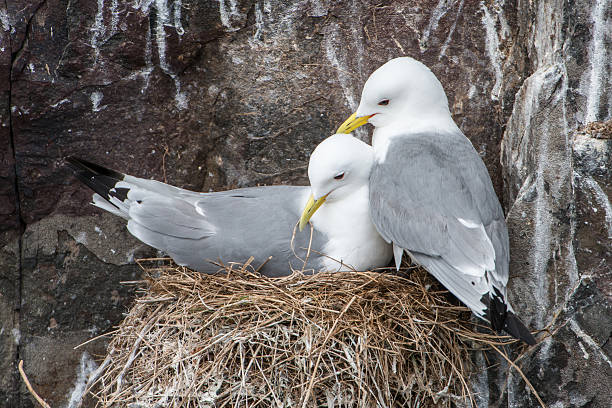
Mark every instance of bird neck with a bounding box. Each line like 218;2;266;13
310;185;371;237
371;114;460;162
310;184;391;272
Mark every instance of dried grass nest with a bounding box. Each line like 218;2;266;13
87;259;514;408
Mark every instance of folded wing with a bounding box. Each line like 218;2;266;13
67;158;316;275
368;132;535;344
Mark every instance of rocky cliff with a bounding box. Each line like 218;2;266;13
0;0;610;407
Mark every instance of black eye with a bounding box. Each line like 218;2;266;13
378;99;389;106
334;172;345;180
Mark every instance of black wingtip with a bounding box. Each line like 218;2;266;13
488;287;508;332
66;156;125;181
503;311;537;345
65;157;129;205
65;156;88;173
481;289;537;345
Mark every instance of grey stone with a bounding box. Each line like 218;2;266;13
493;0;612;407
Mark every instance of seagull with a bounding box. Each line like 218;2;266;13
67;134;392;277
335;57;536;345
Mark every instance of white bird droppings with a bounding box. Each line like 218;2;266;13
91;91;104;112
65;352;99;408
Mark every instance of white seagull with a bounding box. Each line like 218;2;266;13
68;134;392;276
336;57;536;345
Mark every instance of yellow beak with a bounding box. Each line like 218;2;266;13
336;112;372;134
299;193;329;231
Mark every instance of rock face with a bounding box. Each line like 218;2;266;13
493;1;612;406
0;0;609;407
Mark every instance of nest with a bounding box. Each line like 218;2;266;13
87;260;509;407
582;118;612;139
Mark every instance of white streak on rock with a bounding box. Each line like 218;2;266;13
324;22;367;141
481;2;503;101
64;352;99;408
531;0;563;67
420;0;454;52
532;65;575;322
578;341;590;360
174;0;184;35
472;351;490;408
75;231;88;245
277;1;308;41
349;0;365;81
468;84;477;99
154;0;170;74
89;0;120;68
569;319;612;369
309;0;327;17
324;26;357;110
581;174;612;238
439;0;464;59
51;98;71;108
128;1;155;94
133;0;154;13
110;0;119;34
143;17;155;89
253;1;264;42
248;1;309;49
91;0;106;64
155;0;188;109
0;9;10;32
91;91;104;112
131;1;184;104
507;65;570;327
497;5;511;40
218;0;242;32
504;0;582;349
608;80;612;120
173;82;188;110
12;328;20;345
585;0;609;122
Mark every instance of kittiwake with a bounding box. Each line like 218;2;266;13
67;134;392;276
336;57;537;345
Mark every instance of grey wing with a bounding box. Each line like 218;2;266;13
369;132;509;315
68;158;326;276
127;185;324;276
409;253;489;317
124;189;216;266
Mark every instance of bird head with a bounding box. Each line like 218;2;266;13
299;134;373;231
337;57;452;133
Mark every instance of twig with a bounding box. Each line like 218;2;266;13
288;221;314;272
161;144;170;183
240;256;255;273
254;256;273;273
18;360;52;408
80;349;115;406
108;304;164;404
301;222;315;272
300;295;357;408
74;329;119;350
490;344;547;408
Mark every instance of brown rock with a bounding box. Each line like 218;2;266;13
1;0;610;406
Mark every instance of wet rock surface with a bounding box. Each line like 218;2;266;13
0;0;610;407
